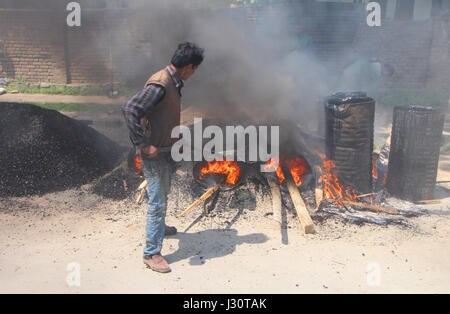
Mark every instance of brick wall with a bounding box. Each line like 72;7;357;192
352;18;434;91
0;8;118;85
0;9;67;83
65;10;112;84
0;5;449;102
427;10;450;99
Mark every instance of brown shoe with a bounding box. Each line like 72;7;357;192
165;225;177;236
143;254;171;273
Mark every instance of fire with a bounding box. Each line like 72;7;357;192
264;157;308;186
134;154;142;175
286;157;309;186
264;158;285;184
199;160;241;186
382;173;388;185
372;154;379;179
315;151;360;206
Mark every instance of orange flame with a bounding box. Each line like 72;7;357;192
372;154;379;179
134;155;142;175
315;150;360;206
286;157;308;186
264;158;285;184
382;173;388;186
264;157;309;187
199;160;241;186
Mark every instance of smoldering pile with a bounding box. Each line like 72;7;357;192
0;102;125;197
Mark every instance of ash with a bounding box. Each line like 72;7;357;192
167;161;273;231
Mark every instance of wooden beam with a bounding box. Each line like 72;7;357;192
286;178;315;234
266;175;283;225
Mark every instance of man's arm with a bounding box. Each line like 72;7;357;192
122;84;166;150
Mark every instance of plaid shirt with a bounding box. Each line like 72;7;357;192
122;66;183;148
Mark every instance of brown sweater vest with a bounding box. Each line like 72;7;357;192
142;68;181;148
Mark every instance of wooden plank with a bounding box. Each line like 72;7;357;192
266;175;283;225
286;178;315;234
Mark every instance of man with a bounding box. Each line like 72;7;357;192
122;42;204;273
337;56;395;97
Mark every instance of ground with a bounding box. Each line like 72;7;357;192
0;94;449;294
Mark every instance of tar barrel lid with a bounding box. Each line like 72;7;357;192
325;91;374;106
394;104;443;113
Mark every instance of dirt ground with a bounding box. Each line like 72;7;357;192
0;99;449;294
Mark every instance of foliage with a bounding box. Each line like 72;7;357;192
24;102;119;112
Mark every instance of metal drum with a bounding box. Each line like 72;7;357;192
387;106;445;202
325;92;375;194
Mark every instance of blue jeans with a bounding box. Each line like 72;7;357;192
141;155;172;258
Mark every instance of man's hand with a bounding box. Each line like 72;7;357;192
140;145;158;159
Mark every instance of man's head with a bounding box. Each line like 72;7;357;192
170;42;204;80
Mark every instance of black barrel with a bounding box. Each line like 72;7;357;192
325;92;375;194
386;106;445;202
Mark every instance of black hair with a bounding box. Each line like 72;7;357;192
170;42;204;68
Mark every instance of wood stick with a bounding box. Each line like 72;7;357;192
177;181;224;218
286;177;315;234
319;207;406;226
356;192;376;198
266;175;283;225
138;179;147;191
415;199;441;205
135;179;148;205
342;200;400;215
136;190;145;204
314;187;323;211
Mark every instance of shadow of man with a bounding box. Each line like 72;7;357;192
164;229;268;266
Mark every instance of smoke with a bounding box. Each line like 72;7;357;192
109;1;331;127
